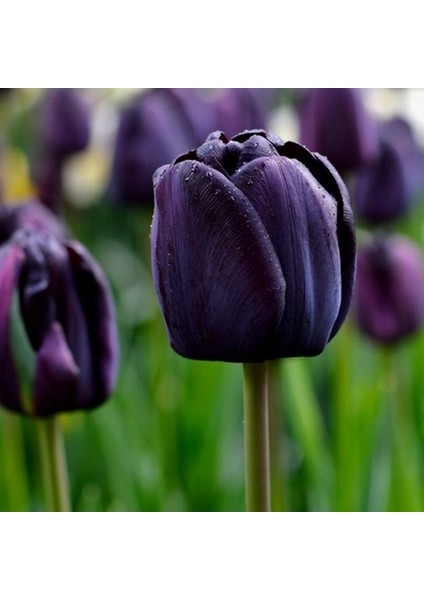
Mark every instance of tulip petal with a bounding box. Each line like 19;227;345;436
67;241;119;405
281;142;356;339
232;155;342;356
152;160;286;362
33;322;79;416
0;243;25;413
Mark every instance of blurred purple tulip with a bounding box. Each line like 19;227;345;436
355;234;424;345
32;89;91;212
109;88;216;205
212;88;273;138
353;116;424;224
299;88;379;173
39;89;90;159
0;229;118;417
151;129;356;363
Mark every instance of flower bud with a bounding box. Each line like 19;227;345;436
0;229;118;416
38;89;90;159
355;234;424;345
353;116;424;224
109;88;216;205
151;130;356;363
212;88;273;138
299;88;379;172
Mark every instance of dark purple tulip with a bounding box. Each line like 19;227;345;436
109;88;216;205
0;199;68;244
353;116;424;224
151;130;356;363
212;88;273;138
355;234;424;345
0;229;118;417
299;88;379;173
39;88;90;158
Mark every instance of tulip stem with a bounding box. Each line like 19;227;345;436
243;362;271;512
36;416;71;512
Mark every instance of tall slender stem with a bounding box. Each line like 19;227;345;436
36;416;71;512
267;359;285;511
243;362;270;512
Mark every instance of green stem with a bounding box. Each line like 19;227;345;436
36;416;71;512
267;359;285;511
243;362;270;512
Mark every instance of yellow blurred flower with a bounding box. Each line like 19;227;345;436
1;147;35;204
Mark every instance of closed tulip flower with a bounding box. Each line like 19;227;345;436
355;234;424;345
38;88;90;159
109;88;216;205
353;116;424;224
151;129;356;363
299;88;379;173
0;229;118;417
212;88;273;138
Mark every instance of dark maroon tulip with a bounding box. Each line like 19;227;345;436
39;88;90;158
355;234;424;345
212;88;273;138
353;116;424;224
0;229;118;417
151;130;356;363
0;199;68;244
299;88;379;173
109;88;216;205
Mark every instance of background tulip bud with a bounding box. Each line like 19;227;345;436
0;229;118;417
355;234;424;345
151;130;356;363
38;89;91;159
352;116;424;225
299;88;379;172
212;88;273;138
108;88;216;205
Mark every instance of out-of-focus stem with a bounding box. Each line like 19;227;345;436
36;416;71;512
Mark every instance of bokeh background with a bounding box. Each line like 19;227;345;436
2;87;424;512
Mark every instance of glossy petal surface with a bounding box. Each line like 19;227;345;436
233;154;341;356
152;160;286;362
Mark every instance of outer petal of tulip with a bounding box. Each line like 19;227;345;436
355;235;424;345
280;141;356;339
152;160;286;362
66;241;119;406
232;152;341;356
33;322;79;416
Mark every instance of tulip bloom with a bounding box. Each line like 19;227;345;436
109;88;216;205
151;130;356;363
38;89;90;159
299;88;378;172
355;234;424;345
212;88;273;138
0;229;118;417
353;116;424;224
